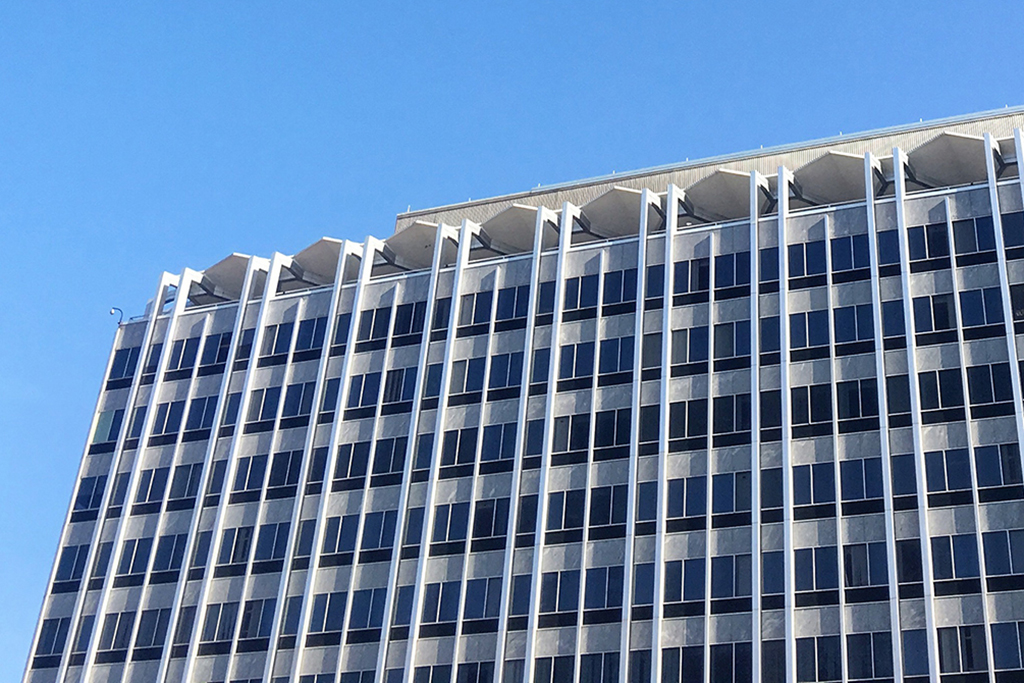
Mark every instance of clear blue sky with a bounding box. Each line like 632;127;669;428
1;1;1022;675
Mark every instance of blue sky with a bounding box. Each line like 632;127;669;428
2;1;1023;675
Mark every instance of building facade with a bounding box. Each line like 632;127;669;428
24;109;1024;683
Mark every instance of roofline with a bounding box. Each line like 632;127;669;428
395;104;1024;225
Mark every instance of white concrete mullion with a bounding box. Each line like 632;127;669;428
374;224;457;683
181;253;289;683
985;132;1024;497
617;189;655;682
777;166;796;683
892;146;941;683
47;272;177;683
821;215;850;683
748;171;764;683
451;251;502;664
941;195;996;683
258;242;361;683
652;185;679;683
863;152;905;681
702;230;716;683
153;257;264;683
522;203;573;683
494;206;553;683
78;271;190;682
284;239;378;681
403;220;476;677
571;248;605;681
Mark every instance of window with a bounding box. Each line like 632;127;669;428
925;448;971;493
237;598;276;640
537;281;555;314
663;558;704;602
931;534;980;579
295;316;328;351
795;546;839;591
332;312;352;345
833;304;873;343
432;297;452;330
459;290;494;325
636;563;655;606
151;401;186;436
711;472;750;514
124;405;143;439
190;532;212;569
98;611;136;650
421;581;460;623
546;490;586;531
456;662;495;683
109;346;141;381
836;379;878;421
357;307;391;342
990;620;1024;670
143;343;163;374
463;577;502;619
472;498;509;540
533;656;574;683
73;475;107;512
937;625;988;674
830;234;869;272
673;257;710;295
881;301;905;339
594;408;631;447
116;537;153;577
432;503;470;542
133;467;169;506
788;240;827;278
253;522;290;561
671;327;709;364
393;302;427;335
488;352;524;389
583;565;624;609
886;375;911;419
635;482;657;521
603;268;637;305
185;395;218;431
267;450;302;489
148;534;187;574
846;632;893;680
235;329;256;358
1011;284;1024;321
413;666;452;683
109;472;130;506
552;413;591;452
968;362;1014;408
983;529;1024;576
796;635;842;682
895;540;923;584
293;521;315;558
440;428;477;466
912;293;956;333
217;526;254;565
322;515;359;554
73;615;95;655
509;575;532;616
349;588;387;629
564;275;599;311
712;394;751;435
540;570;580;612
843;542;887;587
589;485;627;527
579;653;620;683
558;342;595;380
382;367;417;403
713;321;750;360
668;400;708;440
960;287;1004;327
282;381;316;417
908;223;950;261
789;311;829;350
480;423;516;462
975;443;1023;488
641;333;661;369
166;336;201;373
757;246;778;282
760;316;780;353
762;552;784;595
902;629;930;676
55;545;89;581
598;336;634;374
668;476;707;518
710;554;751;598
309;592;347;633
953;215;996;255
320;377;341;416
793;463;835;505
715;252;750;289
403;508;424;546
260;322;294;357
530;348;550;383
875;230;900;266
791;384;832;425
221;392;241;426
839;458;883;501
372;438;406;475
517;495;539;534
449;358;486;394
361;510;398;550
233;454;268;494
496;285;530;320
918;369;964;410
247;386;282;422
347;372;381;408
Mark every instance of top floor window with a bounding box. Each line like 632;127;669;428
830;234;869;273
261;323;294;357
714;252;750;289
109;347;141;381
393;302;426;336
788;240;826;278
674;258;710;295
459;291;493;326
603;269;637;306
564;275;599;312
357;307;391;342
294;317;328;351
496;285;529;320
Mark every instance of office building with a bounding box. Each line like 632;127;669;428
25;108;1024;683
